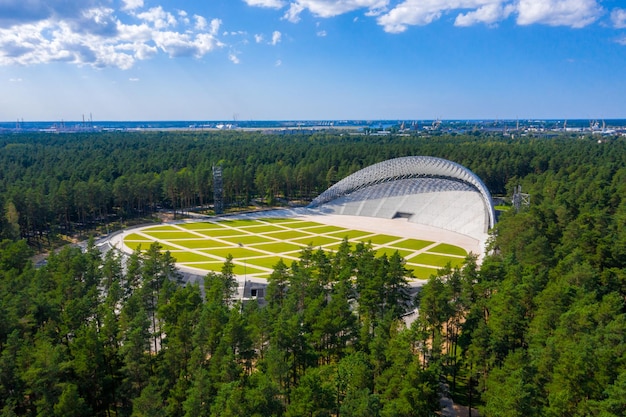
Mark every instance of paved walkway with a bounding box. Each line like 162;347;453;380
298;213;485;261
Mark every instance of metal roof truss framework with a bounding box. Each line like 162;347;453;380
309;156;496;230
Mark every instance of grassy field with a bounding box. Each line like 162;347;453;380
123;218;468;280
429;243;469;256
411;253;465;268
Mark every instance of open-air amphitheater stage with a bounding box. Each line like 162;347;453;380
106;208;486;283
105;155;492;294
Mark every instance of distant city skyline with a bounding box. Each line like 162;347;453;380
1;1;626;121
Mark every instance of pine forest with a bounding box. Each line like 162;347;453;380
0;131;625;416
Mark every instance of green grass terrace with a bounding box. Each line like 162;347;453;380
121;217;470;280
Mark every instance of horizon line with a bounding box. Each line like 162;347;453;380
3;118;626;123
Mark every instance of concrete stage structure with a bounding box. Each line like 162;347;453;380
308;156;495;245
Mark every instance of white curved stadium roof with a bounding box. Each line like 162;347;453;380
309;156;496;231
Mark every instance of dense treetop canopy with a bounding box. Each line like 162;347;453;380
1;130;623;242
0;130;625;416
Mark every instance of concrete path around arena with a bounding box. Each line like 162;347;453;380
297;213;486;262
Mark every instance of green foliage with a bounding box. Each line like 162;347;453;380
132;379;165;417
2;131;619;245
54;383;91;417
2;132;626;416
454;141;626;415
482;350;537;417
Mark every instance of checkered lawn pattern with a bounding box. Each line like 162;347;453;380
123;218;467;280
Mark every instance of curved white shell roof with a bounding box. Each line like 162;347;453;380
309;156;495;229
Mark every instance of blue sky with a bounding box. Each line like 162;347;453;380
1;0;625;121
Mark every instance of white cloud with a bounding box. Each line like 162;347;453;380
617;36;626;46
0;0;98;27
284;3;306;23
195;15;207;30
197;32;224;54
178;10;190;26
364;7;387;17
73;7;119;37
516;0;602;28
243;0;606;32
210;18;222;36
0;0;614;70
377;0;453;33
275;59;282;66
271;30;282;45
377;0;603;33
152;30;222;58
283;0;389;22
611;8;626;29
129;77;139;81
9;78;23;82
0;2;225;69
244;0;286;8
455;3;515;27
116;21;153;43
151;31;197;57
122;0;144;11
1;21;74;66
117;41;157;60
136;6;177;30
229;52;240;64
